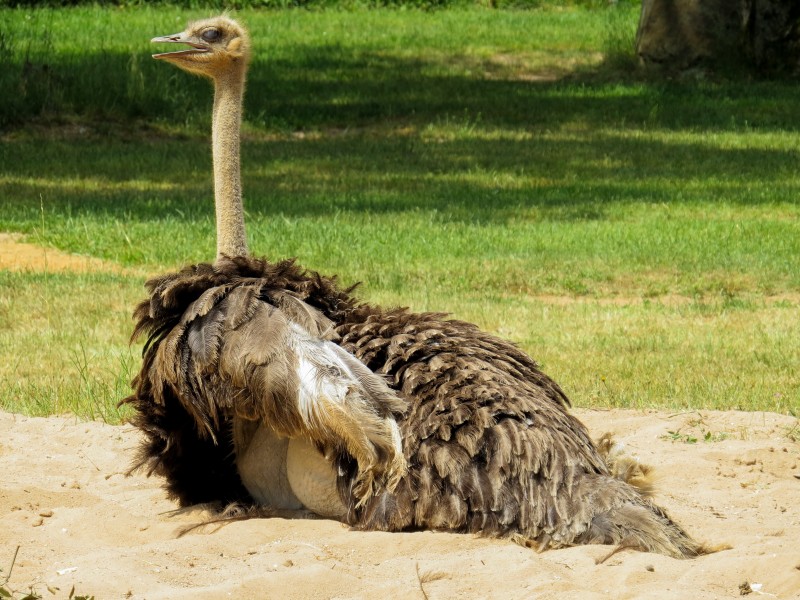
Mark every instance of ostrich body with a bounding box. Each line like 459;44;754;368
141;18;406;515
124;16;707;557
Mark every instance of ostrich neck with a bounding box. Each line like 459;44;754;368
212;69;248;260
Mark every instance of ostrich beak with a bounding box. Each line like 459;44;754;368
151;33;209;60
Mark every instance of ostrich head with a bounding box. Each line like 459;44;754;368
151;16;251;79
152;15;252;259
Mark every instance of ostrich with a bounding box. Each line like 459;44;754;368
124;15;709;557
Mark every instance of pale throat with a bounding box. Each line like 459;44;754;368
212;67;249;260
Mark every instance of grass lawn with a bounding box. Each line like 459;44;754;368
0;4;798;420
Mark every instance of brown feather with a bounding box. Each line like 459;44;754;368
124;255;709;558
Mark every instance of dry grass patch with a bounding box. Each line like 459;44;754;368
0;233;126;274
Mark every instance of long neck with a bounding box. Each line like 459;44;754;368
211;68;248;260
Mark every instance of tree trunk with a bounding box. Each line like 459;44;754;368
635;0;800;75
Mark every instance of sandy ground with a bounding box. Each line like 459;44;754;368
1;408;799;599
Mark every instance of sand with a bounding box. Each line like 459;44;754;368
1;408;798;599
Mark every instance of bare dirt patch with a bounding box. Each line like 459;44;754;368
0;233;122;274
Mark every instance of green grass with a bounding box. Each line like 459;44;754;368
0;4;798;420
0;270;138;421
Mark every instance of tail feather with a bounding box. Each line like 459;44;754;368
595;432;655;498
590;434;720;558
580;498;709;558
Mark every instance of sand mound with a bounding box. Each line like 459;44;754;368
1;408;798;599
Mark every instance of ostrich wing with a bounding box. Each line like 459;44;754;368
148;281;407;503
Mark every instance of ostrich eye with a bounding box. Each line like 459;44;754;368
201;28;221;42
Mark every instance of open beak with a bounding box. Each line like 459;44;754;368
151;33;209;60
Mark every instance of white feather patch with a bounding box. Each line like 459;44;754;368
290;323;357;425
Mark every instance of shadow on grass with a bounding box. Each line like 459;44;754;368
2;46;800;224
254;45;800;131
3;43;800;130
2;131;798;226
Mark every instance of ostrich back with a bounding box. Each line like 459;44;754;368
124;256;705;557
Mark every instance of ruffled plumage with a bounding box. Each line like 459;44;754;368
122;255;708;558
